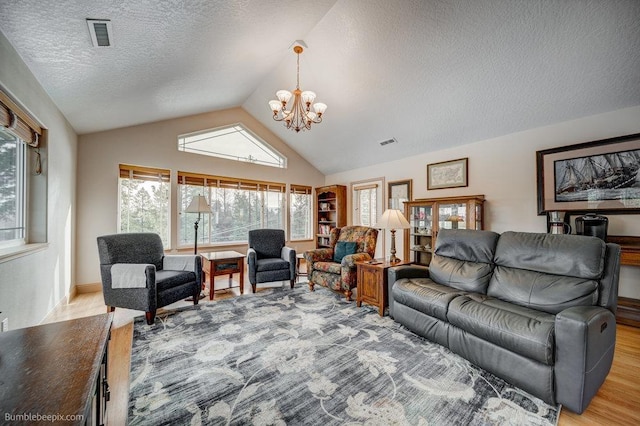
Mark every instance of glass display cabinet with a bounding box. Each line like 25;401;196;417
404;195;485;265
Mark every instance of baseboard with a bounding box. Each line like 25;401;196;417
74;283;102;295
617;297;640;328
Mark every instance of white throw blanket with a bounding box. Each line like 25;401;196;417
111;264;149;289
163;255;196;272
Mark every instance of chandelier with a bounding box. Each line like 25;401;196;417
268;45;327;132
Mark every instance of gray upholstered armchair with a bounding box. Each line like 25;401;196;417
247;229;296;293
97;233;202;325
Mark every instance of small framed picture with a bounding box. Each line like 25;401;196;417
388;179;412;209
427;158;468;190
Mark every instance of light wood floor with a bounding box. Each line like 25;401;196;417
44;277;640;425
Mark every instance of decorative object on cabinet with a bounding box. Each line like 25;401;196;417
314;184;347;248
387;179;412;209
536;133;640;215
0;313;112;425
403;195;485;265
427;158;468;190
374;208;411;263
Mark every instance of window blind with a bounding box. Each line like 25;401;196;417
0;89;42;147
178;171;286;193
119;164;170;182
290;184;312;195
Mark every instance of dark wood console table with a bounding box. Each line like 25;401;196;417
0;313;112;425
608;236;640;327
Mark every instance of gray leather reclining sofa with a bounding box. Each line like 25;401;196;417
388;229;621;414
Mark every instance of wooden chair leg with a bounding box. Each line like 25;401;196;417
145;310;156;325
308;282;315;292
290;279;295;289
251;283;257;293
345;290;352;302
107;306;115;313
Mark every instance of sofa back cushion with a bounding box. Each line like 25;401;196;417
487;232;605;314
97;233;164;270
429;229;500;293
248;229;285;259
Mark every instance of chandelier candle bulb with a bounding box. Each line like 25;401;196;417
268;44;327;132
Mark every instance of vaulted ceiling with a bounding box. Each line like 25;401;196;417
1;0;639;174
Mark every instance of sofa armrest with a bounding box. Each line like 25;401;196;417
304;248;334;271
387;265;429;318
282;246;297;279
342;252;372;269
554;306;616;414
247;248;257;284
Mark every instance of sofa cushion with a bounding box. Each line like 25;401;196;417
493;232;605;279
488;232;603;314
314;261;342;275
488;266;599;314
256;258;290;272
429;229;499;293
156;270;196;292
447;294;556;365
392;278;464;321
334;241;357;263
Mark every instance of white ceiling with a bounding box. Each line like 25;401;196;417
1;0;639;174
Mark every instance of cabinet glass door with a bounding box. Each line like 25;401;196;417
438;203;467;230
409;204;433;265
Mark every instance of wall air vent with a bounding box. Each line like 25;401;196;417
379;138;398;146
87;19;113;47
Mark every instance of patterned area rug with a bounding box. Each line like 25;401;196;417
128;285;559;425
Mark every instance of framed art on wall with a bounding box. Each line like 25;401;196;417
536;133;640;214
388;179;412;209
427;158;468;190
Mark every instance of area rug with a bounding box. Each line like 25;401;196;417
128;285;560;425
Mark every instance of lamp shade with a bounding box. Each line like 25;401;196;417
185;195;211;213
374;209;410;230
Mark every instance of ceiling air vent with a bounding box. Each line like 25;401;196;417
87;19;113;47
379;138;398;146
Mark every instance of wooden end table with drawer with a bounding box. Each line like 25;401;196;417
356;259;410;316
200;250;245;300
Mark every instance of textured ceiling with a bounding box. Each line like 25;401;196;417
1;0;639;174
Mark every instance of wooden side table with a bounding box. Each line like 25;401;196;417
200;250;246;300
356;259;410;316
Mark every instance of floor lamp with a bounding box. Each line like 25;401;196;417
185;195;211;255
375;209;411;263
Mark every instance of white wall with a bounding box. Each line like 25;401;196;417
0;31;78;329
76;108;325;285
326;106;640;298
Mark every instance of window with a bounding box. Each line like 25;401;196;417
118;165;170;245
290;185;312;241
0;128;25;245
353;184;378;226
177;123;287;168
0;90;43;249
178;172;285;246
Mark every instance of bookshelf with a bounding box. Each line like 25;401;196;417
315;185;347;248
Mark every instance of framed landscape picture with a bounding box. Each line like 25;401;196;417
388;179;412;209
536;133;640;214
427;158;468;190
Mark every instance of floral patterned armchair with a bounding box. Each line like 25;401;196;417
304;226;378;301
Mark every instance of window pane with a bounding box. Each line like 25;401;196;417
178;124;287;168
290;192;312;240
0;129;25;243
119;176;170;245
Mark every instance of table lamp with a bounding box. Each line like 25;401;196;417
185;195;211;255
375;209;411;263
